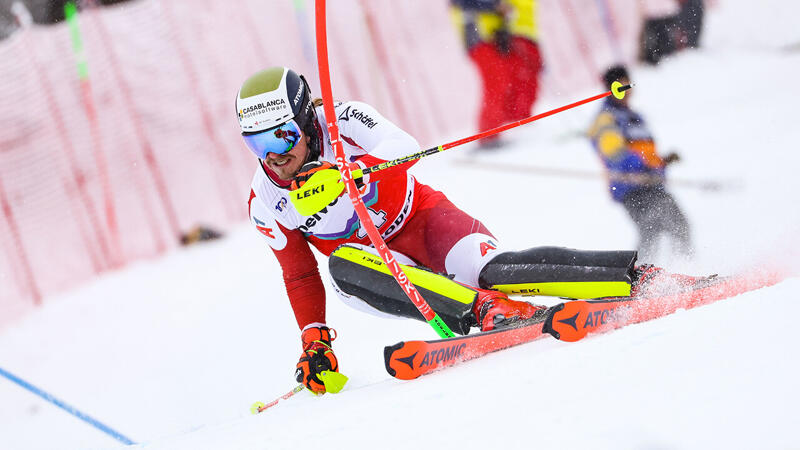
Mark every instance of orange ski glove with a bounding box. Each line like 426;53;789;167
295;326;339;394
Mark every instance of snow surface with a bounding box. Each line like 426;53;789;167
2;1;800;449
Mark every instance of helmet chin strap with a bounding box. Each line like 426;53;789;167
304;119;324;163
298;74;322;164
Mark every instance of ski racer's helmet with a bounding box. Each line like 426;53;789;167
236;67;321;162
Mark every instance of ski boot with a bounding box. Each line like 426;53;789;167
472;288;546;331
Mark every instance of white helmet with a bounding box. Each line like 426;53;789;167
236;67;321;161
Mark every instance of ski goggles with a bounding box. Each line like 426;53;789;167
242;119;302;159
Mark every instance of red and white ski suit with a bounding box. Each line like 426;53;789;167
248;101;500;330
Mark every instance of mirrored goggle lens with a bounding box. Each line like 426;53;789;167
242;120;302;159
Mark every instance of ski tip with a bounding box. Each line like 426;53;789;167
319;370;348;394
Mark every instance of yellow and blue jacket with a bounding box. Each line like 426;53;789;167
450;0;538;51
588;99;666;202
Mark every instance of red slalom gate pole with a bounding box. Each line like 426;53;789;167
0;178;42;306
315;0;454;338
357;85;629;178
65;2;121;267
78;79;121;266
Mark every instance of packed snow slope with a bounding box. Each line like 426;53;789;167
2;1;800;449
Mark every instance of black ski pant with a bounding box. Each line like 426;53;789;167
329;245;638;335
621;186;692;261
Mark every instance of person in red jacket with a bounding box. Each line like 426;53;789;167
450;0;542;148
238;67;689;394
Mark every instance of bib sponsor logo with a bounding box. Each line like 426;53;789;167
480;240;497;256
379;189;413;238
337;105;378;129
297;196;341;233
253;217;275;239
356;207;388;239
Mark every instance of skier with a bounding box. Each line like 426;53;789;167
588;65;693;261
239;67;675;394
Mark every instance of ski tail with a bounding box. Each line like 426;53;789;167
384;314;549;380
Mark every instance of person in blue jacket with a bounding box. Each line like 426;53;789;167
588;66;692;261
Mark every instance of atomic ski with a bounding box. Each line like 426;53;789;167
384;269;784;380
544;268;783;342
384;308;552;380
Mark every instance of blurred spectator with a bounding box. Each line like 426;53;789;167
180;225;223;247
587;65;692;261
640;0;704;65
1;0;134;28
678;0;704;48
0;1;18;40
450;0;541;149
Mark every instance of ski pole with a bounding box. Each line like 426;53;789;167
251;384;304;414
290;82;631;216
250;370;349;414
